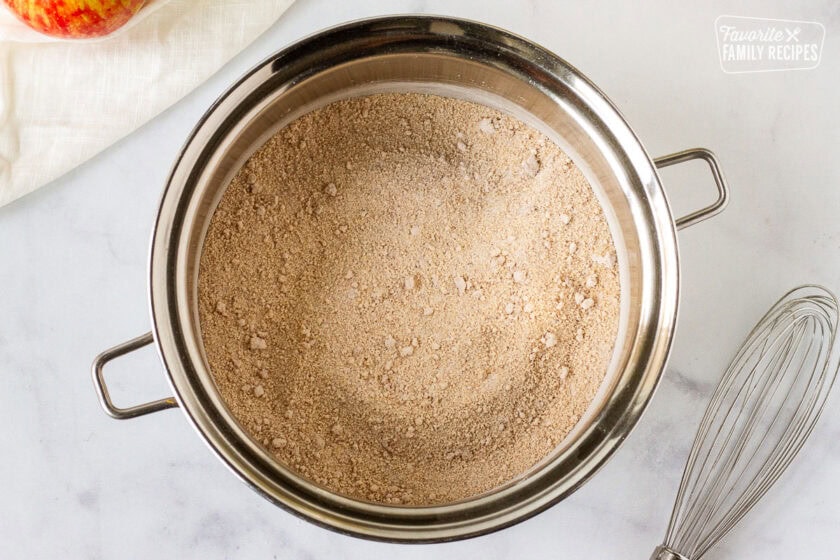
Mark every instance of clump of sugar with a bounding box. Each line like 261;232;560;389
198;92;620;507
249;335;267;350
478;118;495;134
453;275;467;295
522;154;540;177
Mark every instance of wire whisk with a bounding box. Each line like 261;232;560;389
652;285;840;560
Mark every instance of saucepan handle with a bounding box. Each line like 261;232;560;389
91;331;178;420
654;148;730;230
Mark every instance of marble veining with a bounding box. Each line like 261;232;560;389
1;0;839;557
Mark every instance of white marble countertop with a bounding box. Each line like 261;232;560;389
1;0;838;557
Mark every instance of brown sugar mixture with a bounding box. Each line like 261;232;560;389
198;92;620;505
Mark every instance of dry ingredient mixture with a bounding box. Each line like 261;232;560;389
198;93;620;505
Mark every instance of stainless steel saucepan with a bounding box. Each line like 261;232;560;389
92;16;729;542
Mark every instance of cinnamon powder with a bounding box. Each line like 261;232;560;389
197;93;620;505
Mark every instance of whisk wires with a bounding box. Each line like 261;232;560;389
661;285;839;559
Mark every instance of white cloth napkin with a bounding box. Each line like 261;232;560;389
0;0;295;207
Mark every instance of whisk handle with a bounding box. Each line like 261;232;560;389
650;545;689;560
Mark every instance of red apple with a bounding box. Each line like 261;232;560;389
3;0;146;39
